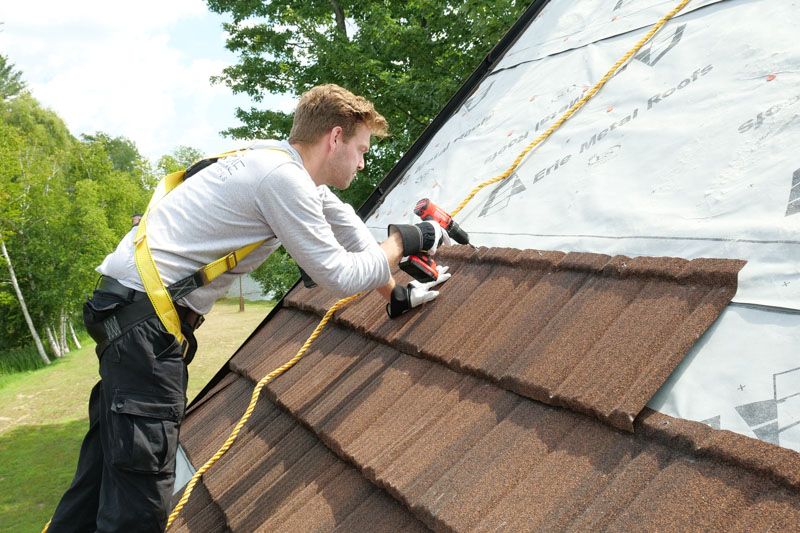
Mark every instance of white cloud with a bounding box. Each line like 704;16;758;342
0;0;270;161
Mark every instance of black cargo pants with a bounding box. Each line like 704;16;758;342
49;290;193;532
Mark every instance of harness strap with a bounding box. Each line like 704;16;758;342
134;147;292;347
95;298;156;356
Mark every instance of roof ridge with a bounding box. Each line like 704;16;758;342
434;246;746;286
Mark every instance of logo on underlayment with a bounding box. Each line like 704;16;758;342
615;22;686;79
479;172;526;217
786;168;800;216
733;367;800;445
634;24;685;67
463;80;496;113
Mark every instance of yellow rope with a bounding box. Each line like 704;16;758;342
62;2;689;532
451;0;691;217
164;292;361;530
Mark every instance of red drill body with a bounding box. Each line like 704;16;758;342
400;199;471;283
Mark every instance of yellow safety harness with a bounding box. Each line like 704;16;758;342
134;147;290;351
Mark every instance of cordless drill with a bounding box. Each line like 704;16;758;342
399;198;471;283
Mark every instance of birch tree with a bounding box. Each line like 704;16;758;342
1;233;50;364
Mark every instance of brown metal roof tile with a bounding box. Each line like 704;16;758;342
637;408;800;490
257;331;800;532
176;371;429;532
330;490;430;533
554;278;710;429
468;268;589;375
180;375;276;465
678;257;748;286
556;250;613;272
348;364;469;476
501;275;646;409
284;281;340;313
623;255;689;279
281;246;743;430
177;245;774;531
376;249;486;355
263;329;379;426
421;260;540;367
299;343;400;441
335;289;390;337
224;307;297;373
229;308;320;383
170;480;232;532
262;466;414;533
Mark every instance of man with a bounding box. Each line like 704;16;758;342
49;84;450;532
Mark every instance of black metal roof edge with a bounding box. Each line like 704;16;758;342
356;0;551;219
188;0;549;411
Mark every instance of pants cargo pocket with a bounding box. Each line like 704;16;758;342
109;391;185;474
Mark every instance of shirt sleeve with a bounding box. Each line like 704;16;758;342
253;162;391;298
320;187;377;253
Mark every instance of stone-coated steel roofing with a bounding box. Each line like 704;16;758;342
285;246;746;432
171;372;429;532
172;246;800;532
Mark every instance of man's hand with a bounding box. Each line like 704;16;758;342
388;221;451;257
386;266;451;318
419;221;451;256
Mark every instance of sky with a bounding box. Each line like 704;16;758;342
0;0;296;162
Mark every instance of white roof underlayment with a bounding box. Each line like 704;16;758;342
368;0;800;451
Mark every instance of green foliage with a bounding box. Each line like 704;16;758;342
0;345;47;375
0;67;156;351
80;132;139;173
0;53;26;101
156;145;205;175
207;0;528;208
249;246;300;300
81;132;158;191
0;121;24;226
1;93;72;154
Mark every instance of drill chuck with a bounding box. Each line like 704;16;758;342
413;198;470;245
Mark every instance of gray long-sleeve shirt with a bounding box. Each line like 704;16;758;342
97;140;391;314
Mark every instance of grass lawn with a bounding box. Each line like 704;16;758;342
0;298;273;532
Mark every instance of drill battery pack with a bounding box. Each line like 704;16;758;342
399;253;439;283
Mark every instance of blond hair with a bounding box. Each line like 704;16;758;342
288;84;389;144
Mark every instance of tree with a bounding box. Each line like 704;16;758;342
80;132;140;173
205;1;526;301
207;0;528;208
156;145;205;176
249;246;299;300
0;53;26;101
81;132;158;191
0;121;50;364
0;86;153;355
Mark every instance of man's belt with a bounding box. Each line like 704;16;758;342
97;276;147;302
97;276;205;331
